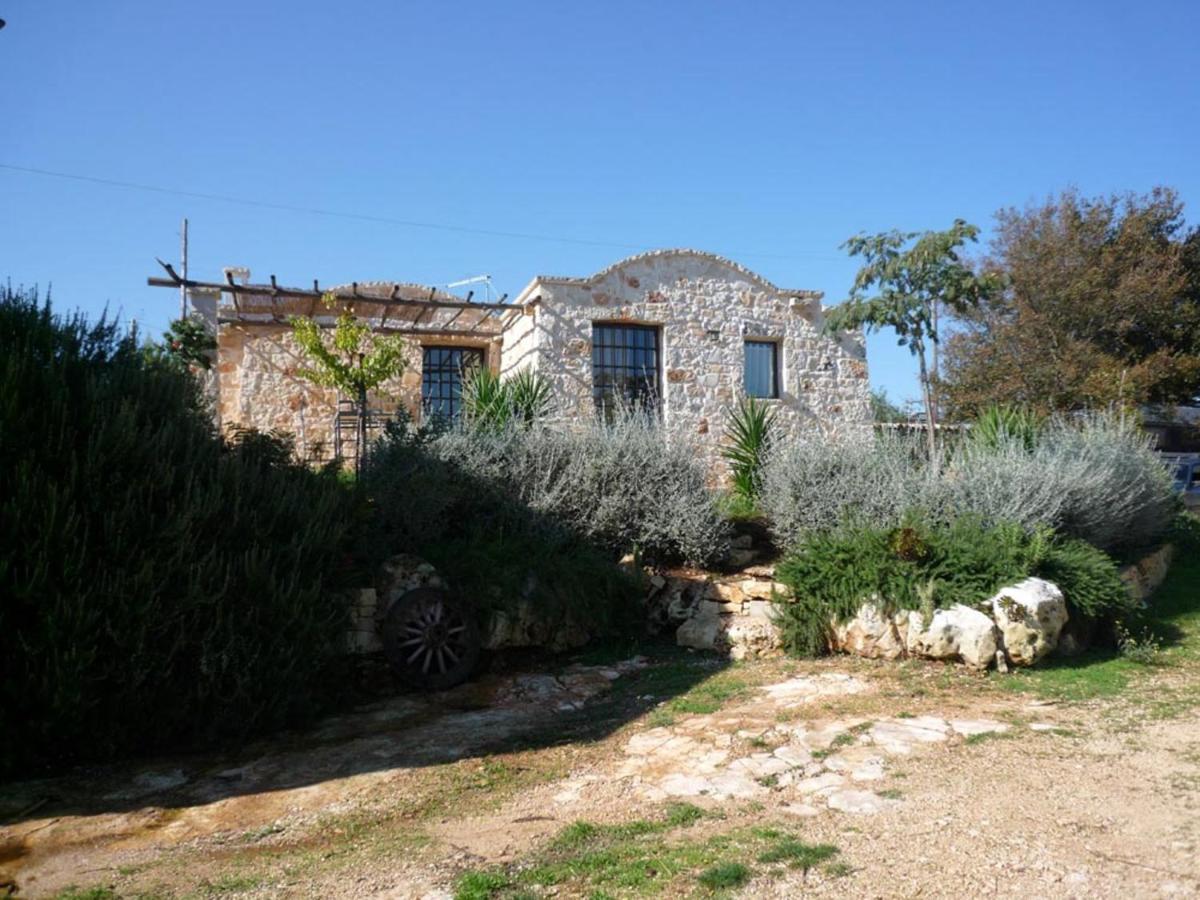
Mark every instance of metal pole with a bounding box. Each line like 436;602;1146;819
180;217;189;318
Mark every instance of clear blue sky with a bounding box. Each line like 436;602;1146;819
2;0;1197;404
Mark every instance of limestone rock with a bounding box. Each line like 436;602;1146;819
485;601;589;652
377;554;446;607
645;575;704;634
989;577;1068;666
707;580;746;606
905;605;999;670
831;602;909;660
724;615;780;660
677;601;725;651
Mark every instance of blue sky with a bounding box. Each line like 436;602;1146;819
2;1;1197;404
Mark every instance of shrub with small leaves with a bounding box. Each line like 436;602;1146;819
1;286;355;778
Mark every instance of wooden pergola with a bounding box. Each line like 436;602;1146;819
147;260;528;335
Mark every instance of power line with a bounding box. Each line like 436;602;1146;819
0;162;843;262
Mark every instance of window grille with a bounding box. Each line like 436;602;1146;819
422;346;484;420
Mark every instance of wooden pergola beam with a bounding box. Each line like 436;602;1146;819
148;270;514;313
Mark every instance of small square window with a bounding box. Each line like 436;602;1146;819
744;340;779;399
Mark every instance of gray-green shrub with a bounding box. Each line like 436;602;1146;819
759;430;933;549
428;411;730;565
761;412;1176;554
947;414;1177;552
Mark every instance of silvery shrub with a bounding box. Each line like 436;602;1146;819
429;410;730;565
761;411;1176;553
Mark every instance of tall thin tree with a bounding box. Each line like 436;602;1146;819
824;220;1001;457
291;297;408;471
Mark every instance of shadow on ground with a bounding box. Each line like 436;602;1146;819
0;640;730;831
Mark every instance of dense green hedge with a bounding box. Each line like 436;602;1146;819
0;288;354;778
773;516;1135;657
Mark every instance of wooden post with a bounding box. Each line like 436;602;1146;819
179;217;189;318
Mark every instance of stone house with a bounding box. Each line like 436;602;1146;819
187;249;872;477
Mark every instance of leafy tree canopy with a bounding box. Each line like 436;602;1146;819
291;298;408;398
824;219;1001;453
943;187;1200;417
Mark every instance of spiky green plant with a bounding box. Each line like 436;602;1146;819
722;396;777;502
506;369;554;425
970;405;1044;453
462;368;553;430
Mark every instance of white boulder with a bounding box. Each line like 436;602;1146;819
989;577;1068;666
904;604;999;670
830;602;909;660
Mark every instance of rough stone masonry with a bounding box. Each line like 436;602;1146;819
195;249;872;479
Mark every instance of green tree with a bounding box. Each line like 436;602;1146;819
943;187;1200;416
291;297;408;471
824;220;1001;457
870;387;908;423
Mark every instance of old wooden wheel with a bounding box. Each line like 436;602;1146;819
381;587;480;690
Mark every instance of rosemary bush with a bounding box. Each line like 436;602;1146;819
773;516;1134;657
0;287;354;778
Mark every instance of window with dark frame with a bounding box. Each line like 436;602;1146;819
744;339;779;399
591;323;661;416
421;346;484;421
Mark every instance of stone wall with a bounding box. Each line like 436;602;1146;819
504;250;872;480
203;254;871;476
209;285;503;461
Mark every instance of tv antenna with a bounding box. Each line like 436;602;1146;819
446;274;498;302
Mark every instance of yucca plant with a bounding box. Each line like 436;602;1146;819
506;369;554;425
722;396;777;502
970;405;1044;453
462;368;553;430
461;367;512;428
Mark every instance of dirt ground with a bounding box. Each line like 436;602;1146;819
3;622;1199;900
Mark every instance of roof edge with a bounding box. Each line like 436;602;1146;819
525;248;822;299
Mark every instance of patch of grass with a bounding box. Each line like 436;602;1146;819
877;788;904;800
460;814;838;897
999;651;1137;702
53;889;121;900
964;730;1016;746
240;823;285;842
756;838;839;871
667;675;751;715
455;869;511;900
697;861;751;890
824;861;855;878
551;803;706;851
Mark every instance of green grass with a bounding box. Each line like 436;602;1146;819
997;540;1200;704
454;811;843;898
756;838;839;870
697;861;751;890
596;652;755;729
52;890;121;900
